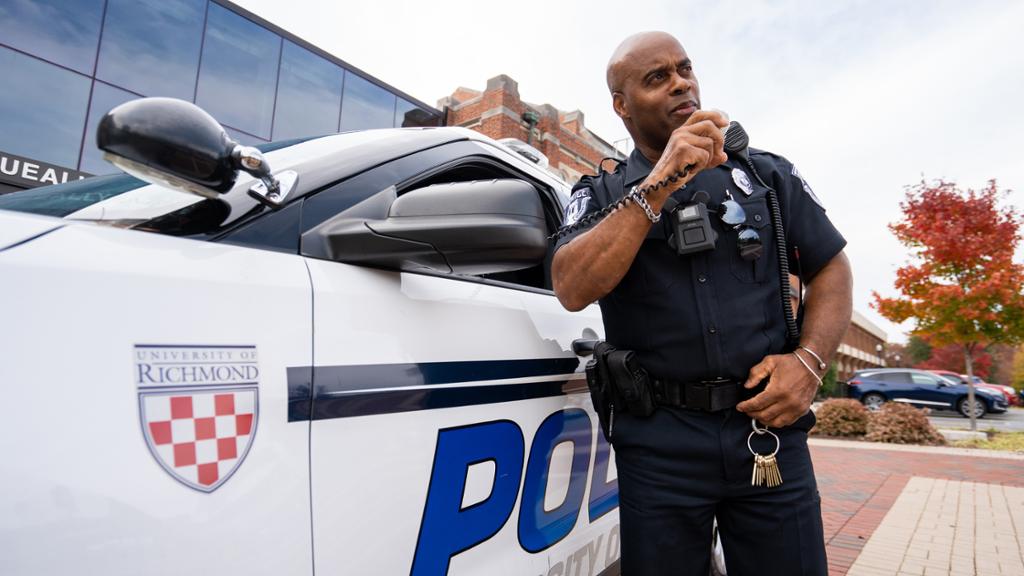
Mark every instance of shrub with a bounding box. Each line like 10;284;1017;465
865;402;945;445
811;399;869;437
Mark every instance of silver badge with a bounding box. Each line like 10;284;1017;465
791;165;825;210
732;168;754;196
563;188;592;226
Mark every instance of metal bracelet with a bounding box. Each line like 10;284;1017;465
792;351;824;387
628;185;661;223
798;345;827;371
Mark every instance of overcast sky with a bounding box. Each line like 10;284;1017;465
236;0;1024;343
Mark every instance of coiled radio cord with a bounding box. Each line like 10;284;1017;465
548;164;694;241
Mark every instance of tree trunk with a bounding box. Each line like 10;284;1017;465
965;344;977;432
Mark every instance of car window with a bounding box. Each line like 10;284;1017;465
910;373;940;385
877;372;911;384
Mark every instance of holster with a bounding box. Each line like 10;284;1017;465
585;341;656;443
585;341;617;442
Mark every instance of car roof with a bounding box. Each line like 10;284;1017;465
853;368;942;377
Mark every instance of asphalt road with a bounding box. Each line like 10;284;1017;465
927;405;1024;432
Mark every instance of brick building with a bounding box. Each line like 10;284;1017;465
835;311;888;381
439;75;623;183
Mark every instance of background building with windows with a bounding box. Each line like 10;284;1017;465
440;75;623;184
835;311;888;381
0;0;442;194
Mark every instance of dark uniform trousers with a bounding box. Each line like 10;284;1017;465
613;406;827;575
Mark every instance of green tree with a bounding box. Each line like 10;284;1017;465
1011;345;1024;392
905;335;932;364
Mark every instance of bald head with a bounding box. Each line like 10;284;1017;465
604;31;702;157
606;31;684;93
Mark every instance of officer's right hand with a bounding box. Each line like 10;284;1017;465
645;110;729;192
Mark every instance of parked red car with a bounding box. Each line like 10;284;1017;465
929;370;1017;406
962;374;1019;407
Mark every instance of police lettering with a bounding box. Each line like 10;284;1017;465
411;409;620;576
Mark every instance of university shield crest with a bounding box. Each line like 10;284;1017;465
135;345;260;492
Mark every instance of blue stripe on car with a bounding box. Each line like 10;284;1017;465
287;358;583;421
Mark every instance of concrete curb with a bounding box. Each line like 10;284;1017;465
808;437;1024;460
936;428;987;442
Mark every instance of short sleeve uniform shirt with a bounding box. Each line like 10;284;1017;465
554;148;846;382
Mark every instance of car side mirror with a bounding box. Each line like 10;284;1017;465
96;97;296;208
304;179;549;274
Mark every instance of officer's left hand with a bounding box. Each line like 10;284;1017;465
736;353;818;428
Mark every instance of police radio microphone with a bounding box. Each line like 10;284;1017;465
723;120;750;161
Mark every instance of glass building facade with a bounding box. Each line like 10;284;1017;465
0;0;443;192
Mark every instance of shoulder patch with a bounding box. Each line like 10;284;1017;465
563;187;592;226
791;165;825;210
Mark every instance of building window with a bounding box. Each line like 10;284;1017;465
0;47;91;168
196;3;280;139
95;0;206;100
272;41;343;141
339;73;396;131
79;82;140;175
0;0;104;74
394;98;438;128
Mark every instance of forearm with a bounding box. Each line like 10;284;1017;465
551;200;659;311
798;251;853;363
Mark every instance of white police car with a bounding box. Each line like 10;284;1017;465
0;98;618;575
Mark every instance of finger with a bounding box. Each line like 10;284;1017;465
736;386;783;414
690;123;725;166
676;134;716;170
749;405;784;426
744;356;776;388
676;146;710;173
684;109;729;129
686;119;726;147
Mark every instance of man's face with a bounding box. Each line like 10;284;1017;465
613;37;701;151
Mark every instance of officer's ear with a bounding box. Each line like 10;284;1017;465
612;91;630;120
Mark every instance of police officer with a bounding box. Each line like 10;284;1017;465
552;32;853;575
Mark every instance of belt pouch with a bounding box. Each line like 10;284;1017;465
607;350;655;417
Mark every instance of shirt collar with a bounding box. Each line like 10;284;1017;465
624;147;655;187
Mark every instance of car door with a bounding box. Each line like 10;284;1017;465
908;372;955;409
0;216;314;575
302;143;618;575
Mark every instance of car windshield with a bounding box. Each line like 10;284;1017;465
0;138;312;234
935;374;960;385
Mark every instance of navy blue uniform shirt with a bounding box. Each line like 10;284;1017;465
554;147;846;382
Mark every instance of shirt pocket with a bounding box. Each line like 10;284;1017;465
728;196;771;284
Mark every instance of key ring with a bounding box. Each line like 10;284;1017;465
747;425;780;457
751;418;770;435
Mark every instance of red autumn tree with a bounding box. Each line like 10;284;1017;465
914;343;991;380
873;179;1024;430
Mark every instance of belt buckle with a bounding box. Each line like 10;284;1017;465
686;381;714;411
686;379;732;412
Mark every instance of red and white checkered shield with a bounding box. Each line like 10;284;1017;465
139;387;258;492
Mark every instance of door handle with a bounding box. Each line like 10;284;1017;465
572;338;599;357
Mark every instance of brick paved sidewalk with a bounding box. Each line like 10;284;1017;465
810;439;1024;575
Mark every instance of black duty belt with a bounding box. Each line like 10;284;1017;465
649;378;748;412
